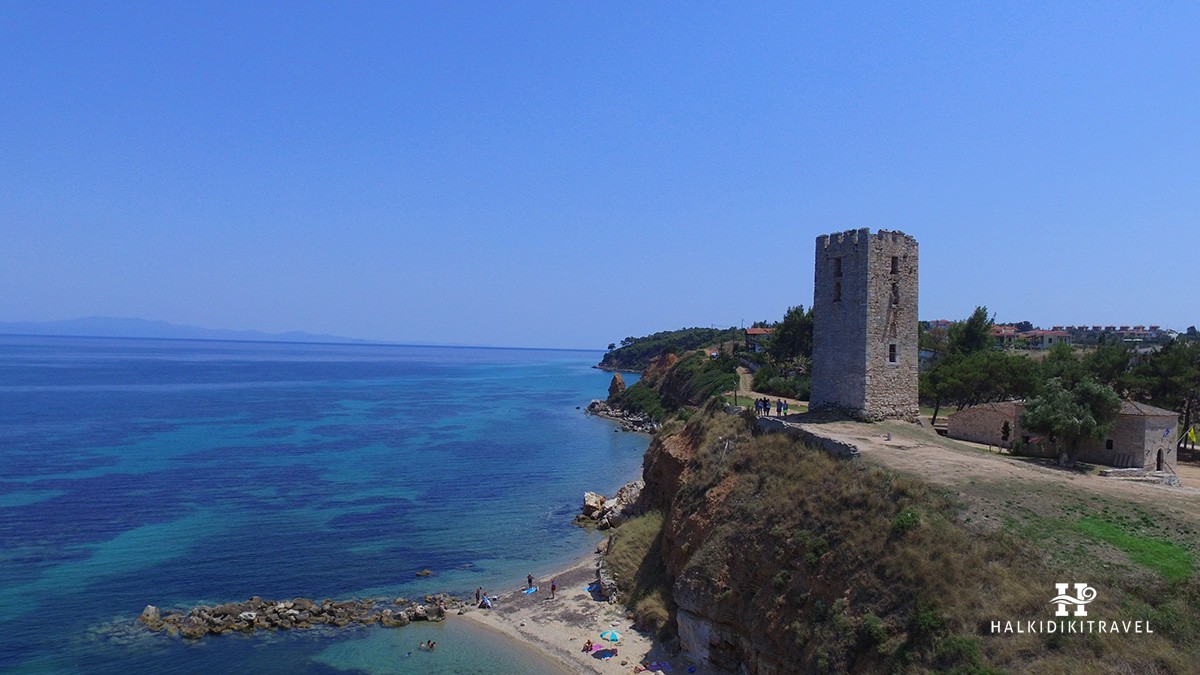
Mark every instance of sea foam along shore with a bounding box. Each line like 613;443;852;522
458;548;713;675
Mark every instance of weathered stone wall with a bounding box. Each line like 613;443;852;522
811;228;918;420
946;402;1017;447
755;416;861;459
1135;416;1178;471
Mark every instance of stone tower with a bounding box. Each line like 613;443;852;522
810;228;918;420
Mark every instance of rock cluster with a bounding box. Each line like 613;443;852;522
585;400;658;433
138;593;459;639
578;480;645;530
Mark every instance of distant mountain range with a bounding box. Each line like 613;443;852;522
0;317;367;344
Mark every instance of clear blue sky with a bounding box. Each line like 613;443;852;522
2;2;1197;348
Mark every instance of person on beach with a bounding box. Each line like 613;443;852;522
776;399;783;416
550;579;556;599
582;639;594;652
783;401;789;415
527;573;534;589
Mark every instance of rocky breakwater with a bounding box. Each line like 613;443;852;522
585;399;658;433
138;593;460;639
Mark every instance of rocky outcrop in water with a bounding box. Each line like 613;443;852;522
577;479;646;530
608;373;627;399
585;399;659;433
138;593;458;639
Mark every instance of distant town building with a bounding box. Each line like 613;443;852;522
744;327;774;353
1019;329;1071;350
992;325;1019;349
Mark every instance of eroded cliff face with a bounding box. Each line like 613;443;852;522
639;412;799;672
635;408;990;674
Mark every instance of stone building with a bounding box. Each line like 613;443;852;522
947;400;1179;471
811;229;919;420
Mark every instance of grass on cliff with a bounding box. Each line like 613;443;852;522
605;511;673;635
638;406;1200;674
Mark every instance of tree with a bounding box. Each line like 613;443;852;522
607;343;617;351
1041;342;1085;386
767;305;814;363
919;349;1038;425
1083;343;1132;392
947;306;993;355
1021;377;1122;467
1127;339;1200;450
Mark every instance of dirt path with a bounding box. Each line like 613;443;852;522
728;366;808;411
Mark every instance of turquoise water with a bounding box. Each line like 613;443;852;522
0;336;647;673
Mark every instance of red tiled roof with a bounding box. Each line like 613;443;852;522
745;328;774;335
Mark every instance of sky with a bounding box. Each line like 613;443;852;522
2;2;1197;349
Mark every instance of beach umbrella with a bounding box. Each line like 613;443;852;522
600;629;621;642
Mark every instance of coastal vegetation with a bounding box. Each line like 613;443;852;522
609;350;738;421
599;327;742;371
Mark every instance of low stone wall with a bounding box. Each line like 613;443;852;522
754;417;860;460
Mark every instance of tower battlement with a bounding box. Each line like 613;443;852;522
816;228;916;250
810;229;919;421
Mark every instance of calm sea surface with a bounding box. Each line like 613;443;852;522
0;336;647;673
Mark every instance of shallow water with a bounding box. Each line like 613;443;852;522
0;336;646;673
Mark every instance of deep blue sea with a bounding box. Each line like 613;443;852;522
0;336;647;673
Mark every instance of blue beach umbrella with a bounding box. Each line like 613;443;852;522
600;629;621;642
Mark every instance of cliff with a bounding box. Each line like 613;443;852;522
605;354;1200;674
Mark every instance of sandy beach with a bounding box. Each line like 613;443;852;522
458;548;706;675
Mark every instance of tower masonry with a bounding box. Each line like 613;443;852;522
810;228;919;421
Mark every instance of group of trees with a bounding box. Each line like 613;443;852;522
748;306;814;400
922;306;1200;465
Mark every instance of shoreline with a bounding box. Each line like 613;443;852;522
457;550;695;674
452;404;693;673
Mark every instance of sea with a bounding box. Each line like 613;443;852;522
0;335;648;674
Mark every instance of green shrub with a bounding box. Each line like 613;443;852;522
891;508;921;536
859;612;887;646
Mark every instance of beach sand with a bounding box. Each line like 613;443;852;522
459;548;708;675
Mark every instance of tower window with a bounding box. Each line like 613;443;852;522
890;256;899;274
833;281;841;302
890;282;899;306
888;343;897;363
833;257;842;278
1106;439;1113;450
